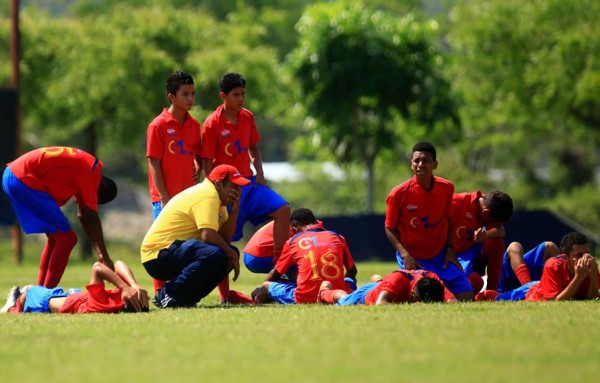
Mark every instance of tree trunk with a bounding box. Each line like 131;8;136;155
365;156;375;214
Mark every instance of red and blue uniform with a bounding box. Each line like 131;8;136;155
268;222;356;304
337;270;455;305
147;108;201;216
201;105;287;242
243;221;294;273
497;242;547;292
450;191;505;288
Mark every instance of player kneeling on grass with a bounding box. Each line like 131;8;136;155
0;260;149;314
318;270;457;305
256;208;357;305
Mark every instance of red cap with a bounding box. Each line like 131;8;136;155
207;165;251;186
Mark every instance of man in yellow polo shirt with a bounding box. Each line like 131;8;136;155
141;164;250;308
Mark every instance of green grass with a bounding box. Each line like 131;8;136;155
1;238;600;383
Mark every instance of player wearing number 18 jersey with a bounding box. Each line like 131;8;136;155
263;208;357;304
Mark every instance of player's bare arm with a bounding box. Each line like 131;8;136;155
77;205;114;270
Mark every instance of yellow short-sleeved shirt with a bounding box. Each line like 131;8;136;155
140;179;228;263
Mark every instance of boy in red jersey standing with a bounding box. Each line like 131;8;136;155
2;147;117;288
385;142;473;301
258;208;357;304
201;72;290;302
147;71;202;292
450;190;513;291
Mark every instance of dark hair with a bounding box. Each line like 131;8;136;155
412;142;437;161
290;208;317;227
98;176;117;205
559;232;588;254
166;71;194;99
483;190;514;223
219;72;246;94
413;277;444;303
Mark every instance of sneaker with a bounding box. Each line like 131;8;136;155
318;281;332;303
370;274;383;283
226;290;254;305
0;286;20;313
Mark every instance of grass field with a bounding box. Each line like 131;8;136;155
1;238;599;383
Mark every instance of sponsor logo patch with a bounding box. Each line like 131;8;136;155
221;129;231;138
407;204;418;212
167;128;176;136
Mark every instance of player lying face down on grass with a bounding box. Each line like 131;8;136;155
318;269;457;305
255;208;358;305
2;147;118;288
140;164;250;308
0;260;149;314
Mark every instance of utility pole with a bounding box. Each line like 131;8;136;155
10;0;23;264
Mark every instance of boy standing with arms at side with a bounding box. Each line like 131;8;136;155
384;142;474;301
201;72;290;302
147;71;202;292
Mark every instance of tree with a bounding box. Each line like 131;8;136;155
448;0;600;197
288;0;459;212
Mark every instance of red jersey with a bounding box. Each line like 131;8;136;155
146;109;201;203
449;191;501;253
244;221;294;258
200;105;260;178
526;255;600;301
364;270;455;304
385;176;454;260
8;147;102;210
58;283;124;314
275;222;356;304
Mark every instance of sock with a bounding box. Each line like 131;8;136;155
38;234;57;285
153;279;166;293
217;276;230;303
43;230;78;288
319;289;336;304
483;238;504;290
468;272;484;293
515;263;532;286
475;290;500;301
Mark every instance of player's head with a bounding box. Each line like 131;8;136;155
166;71;195;105
251;287;273;304
411;141;438;178
208;165;251;206
560;232;589;258
98;176;118;205
219;72;246;94
482;190;514;223
290;208;318;229
412;277;444;303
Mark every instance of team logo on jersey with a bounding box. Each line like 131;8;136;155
167;128;176;136
221;129;231;138
407;204;418;212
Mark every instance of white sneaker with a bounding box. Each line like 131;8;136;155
0;286;20;313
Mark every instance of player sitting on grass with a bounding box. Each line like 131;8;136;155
496;241;559;293
476;232;600;301
318;270;456;305
0;260;149;314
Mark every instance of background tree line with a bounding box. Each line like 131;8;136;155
1;0;599;234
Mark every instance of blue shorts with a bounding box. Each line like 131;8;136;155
23;286;69;313
457;243;484;277
233;176;288;242
495;281;538;301
2;167;71;234
243;252;274;274
152;201;162;221
337;282;378;306
396;247;473;295
497;242;546;292
268;281;297;305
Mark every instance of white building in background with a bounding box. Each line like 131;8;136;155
260;162;346;183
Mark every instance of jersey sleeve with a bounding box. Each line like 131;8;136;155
146;121;165;160
539;259;565;300
274;243;293;275
200;117;217;160
73;166;102;211
378;272;410;302
385;188;402;229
